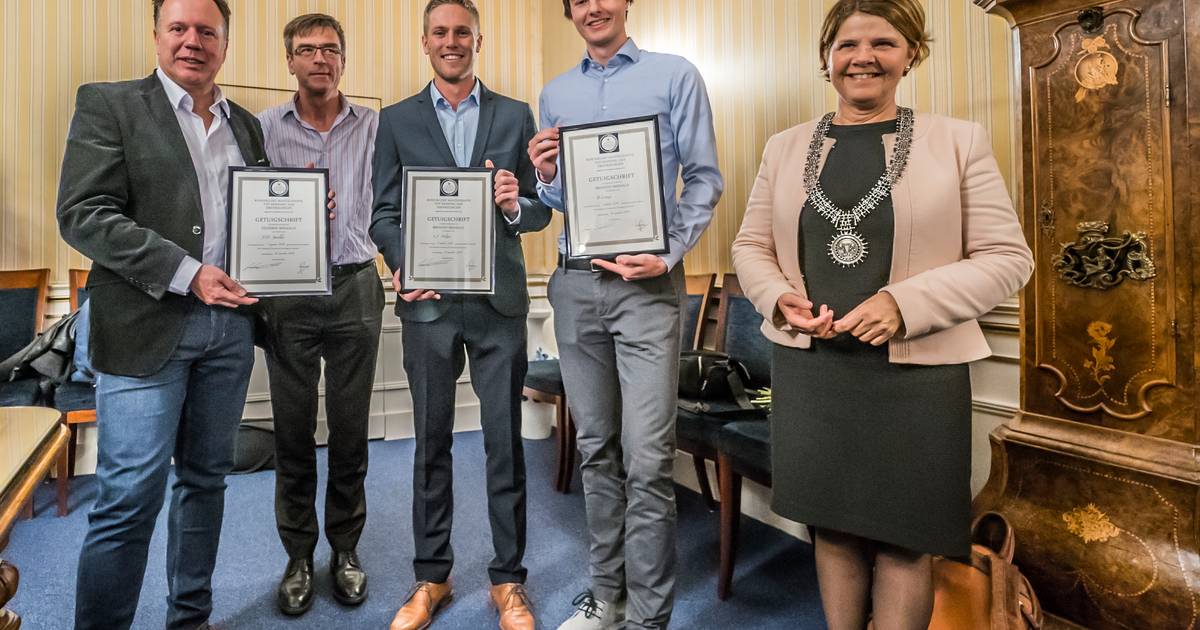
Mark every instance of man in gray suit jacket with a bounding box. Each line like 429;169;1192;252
56;1;266;628
370;2;550;629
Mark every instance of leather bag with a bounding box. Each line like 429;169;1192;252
928;511;1043;630
677;350;754;408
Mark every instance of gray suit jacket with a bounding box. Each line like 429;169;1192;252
56;73;268;377
370;81;551;323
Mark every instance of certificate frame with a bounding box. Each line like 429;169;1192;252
401;166;496;294
226;166;331;297
558;115;669;260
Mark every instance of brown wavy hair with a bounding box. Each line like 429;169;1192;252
283;14;346;55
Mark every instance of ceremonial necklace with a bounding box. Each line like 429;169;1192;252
803;106;914;267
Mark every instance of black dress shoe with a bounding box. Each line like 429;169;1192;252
330;550;368;605
277;557;314;616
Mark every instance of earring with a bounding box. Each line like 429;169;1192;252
904;64;913;73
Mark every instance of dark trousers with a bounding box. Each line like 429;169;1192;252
401;296;528;585
263;264;384;559
75;304;254;630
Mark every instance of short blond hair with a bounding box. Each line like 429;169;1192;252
424;0;480;33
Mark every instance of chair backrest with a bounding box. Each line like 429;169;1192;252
0;269;50;360
715;274;771;389
682;273;716;351
69;268;90;311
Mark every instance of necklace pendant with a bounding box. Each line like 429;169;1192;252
828;231;868;267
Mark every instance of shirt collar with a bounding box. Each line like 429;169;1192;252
155;67;231;118
431;79;481;110
280;92;356;125
580;38;640;72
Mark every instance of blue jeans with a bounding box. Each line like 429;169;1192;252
74;303;254;630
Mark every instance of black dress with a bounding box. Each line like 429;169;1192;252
770;120;972;558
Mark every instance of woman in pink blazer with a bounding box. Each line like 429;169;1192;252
730;1;1033;628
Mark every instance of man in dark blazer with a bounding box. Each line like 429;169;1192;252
56;1;266;628
370;2;550;629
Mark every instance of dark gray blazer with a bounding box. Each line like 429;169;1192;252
370;81;551;323
56;73;268;377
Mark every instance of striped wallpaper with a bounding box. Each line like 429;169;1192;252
541;0;1017;275
1;0;1013;280
0;0;545;282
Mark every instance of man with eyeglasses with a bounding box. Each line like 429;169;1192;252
257;12;382;616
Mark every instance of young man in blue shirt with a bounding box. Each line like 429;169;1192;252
529;1;723;628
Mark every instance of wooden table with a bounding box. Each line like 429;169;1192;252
0;405;71;629
0;406;70;530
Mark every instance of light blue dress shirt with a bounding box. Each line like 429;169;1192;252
432;80;481;169
536;39;724;270
431;79;521;223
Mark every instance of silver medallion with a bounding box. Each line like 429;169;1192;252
828;231;868;267
802;107;914;268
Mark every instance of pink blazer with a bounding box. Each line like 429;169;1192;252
730;113;1033;365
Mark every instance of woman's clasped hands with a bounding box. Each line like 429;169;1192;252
776;291;904;346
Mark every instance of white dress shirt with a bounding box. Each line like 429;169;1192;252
157;68;246;295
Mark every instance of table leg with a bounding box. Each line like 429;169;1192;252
56;443;69;517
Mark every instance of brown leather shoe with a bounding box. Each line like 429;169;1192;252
490;583;535;630
389;580;453;630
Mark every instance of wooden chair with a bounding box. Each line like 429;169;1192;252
716;420;772;599
0;269;51;407
56;269;96;478
523;359;573;493
709;273;774;599
529;273;718;494
675;273;723;509
682;273;717;351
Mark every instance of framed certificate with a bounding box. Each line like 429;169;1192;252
401;167;495;294
559;115;669;260
226;167;331;296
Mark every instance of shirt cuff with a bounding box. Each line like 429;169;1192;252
504;198;525;225
169;256;202;295
659;250;683;273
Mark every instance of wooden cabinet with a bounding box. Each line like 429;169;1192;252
974;1;1200;628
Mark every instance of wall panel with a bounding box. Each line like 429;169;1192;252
539;0;1017;275
0;0;544;282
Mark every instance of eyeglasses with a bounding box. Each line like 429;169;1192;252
292;45;343;59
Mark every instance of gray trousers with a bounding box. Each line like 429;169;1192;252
549;264;684;630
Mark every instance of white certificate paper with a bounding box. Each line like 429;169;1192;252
560;116;668;259
227;168;330;296
402;167;495;294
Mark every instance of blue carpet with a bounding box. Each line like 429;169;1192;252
4;431;825;629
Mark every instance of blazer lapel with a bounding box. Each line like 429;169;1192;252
469;82;496;167
416;83;458;166
139;74;204;218
227;110;267;166
883;127;914;284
